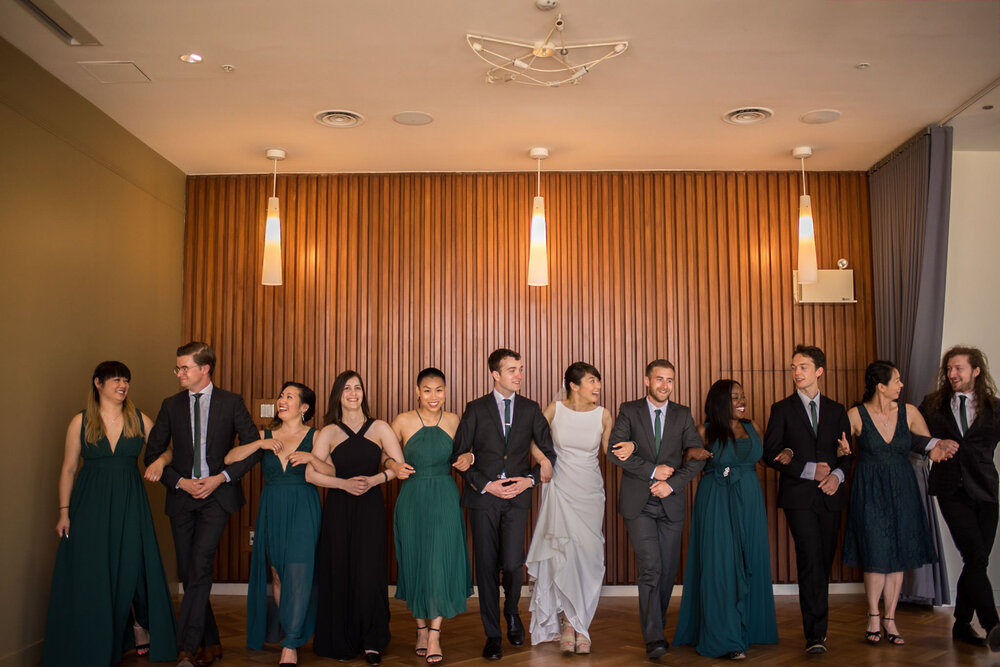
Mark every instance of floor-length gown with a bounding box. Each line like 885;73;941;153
314;419;391;658
43;412;177;666
393;413;472;619
843;405;937;572
246;428;321;650
674;423;778;657
526;402;605;643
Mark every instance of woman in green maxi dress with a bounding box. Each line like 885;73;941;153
224;382;330;667
674;380;778;660
43;361;177;666
391;368;472;664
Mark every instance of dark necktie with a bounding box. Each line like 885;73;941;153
959;395;969;435
654;409;663;453
192;393;203;478
503;398;511;440
809;400;818;436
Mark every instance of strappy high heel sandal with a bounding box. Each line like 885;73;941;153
415;624;429;657
560;619;576;654
882;617;904;645
426;627;443;664
133;623;150;657
865;612;882;645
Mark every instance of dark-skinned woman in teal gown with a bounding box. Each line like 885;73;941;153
674;380;778;660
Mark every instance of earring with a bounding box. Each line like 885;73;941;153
301;413;306;423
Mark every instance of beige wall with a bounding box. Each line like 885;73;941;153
0;39;186;666
939;149;1000;606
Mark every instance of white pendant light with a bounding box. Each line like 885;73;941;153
262;148;285;286
793;146;818;284
527;147;549;286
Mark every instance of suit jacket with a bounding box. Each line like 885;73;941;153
608;398;705;521
144;386;260;516
762;392;853;511
920;394;1000;503
450;392;556;510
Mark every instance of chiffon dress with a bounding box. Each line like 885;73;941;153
43;412;177;666
673;423;778;657
246;428;321;650
393;413;472;619
526;402;606;642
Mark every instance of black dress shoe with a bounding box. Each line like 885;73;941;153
505;614;525;646
364;650;381;665
645;640;668;659
805;638;827;654
483;637;503;660
988;624;1000;652
953;621;987;647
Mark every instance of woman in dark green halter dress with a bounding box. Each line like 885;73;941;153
391;368;472;664
43;361;177;666
224;381;328;667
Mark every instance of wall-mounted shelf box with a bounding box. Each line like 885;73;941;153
793;269;857;304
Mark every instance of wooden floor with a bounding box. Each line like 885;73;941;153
120;595;999;667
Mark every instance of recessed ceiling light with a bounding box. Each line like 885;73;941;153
180;53;203;64
314;110;365;128
393;111;434;126
855;62;870;70
800;109;842;124
983;104;995;111
722;107;773;125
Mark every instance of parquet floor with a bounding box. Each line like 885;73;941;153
119;595;1000;667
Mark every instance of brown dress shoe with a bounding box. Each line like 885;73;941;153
194;644;223;666
176;650;196;667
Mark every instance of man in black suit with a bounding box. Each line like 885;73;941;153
920;345;1000;650
144;342;260;667
608;359;704;660
763;344;852;655
450;348;556;660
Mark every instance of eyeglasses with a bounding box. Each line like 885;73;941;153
173;364;202;375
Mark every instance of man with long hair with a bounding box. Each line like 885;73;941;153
920;346;1000;650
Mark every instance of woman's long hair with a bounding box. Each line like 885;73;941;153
861;360;897;403
323;371;370;428
84;361;142;445
703;379;743;452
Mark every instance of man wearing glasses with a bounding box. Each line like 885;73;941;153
145;341;260;667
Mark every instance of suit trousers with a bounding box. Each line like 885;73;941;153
938;489;1000;630
624;497;683;644
469;500;529;639
784;507;841;642
169;495;230;653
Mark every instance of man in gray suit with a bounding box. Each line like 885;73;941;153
609;359;705;659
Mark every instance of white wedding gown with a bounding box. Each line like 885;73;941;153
526;401;606;642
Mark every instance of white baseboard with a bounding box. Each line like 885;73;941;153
185;582;867;597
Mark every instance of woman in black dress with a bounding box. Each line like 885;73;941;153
307;371;411;665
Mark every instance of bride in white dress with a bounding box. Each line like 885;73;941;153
526;362;614;654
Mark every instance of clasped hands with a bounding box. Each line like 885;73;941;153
485;477;533;499
929;439;959;462
177;475;225;499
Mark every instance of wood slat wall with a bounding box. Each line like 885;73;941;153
183;171;875;585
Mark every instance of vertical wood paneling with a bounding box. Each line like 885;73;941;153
183;171;875;585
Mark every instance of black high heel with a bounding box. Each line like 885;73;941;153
882;617;904;645
426;628;443;665
865;612;882;645
415;625;428;657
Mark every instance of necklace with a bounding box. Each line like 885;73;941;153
868;403;893;432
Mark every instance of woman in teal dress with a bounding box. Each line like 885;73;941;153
841;361;940;646
674;379;778;660
390;368;472;664
224;382;330;667
43;361;177;666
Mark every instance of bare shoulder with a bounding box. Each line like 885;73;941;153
750;420;764;436
316;423;348;449
68;412;83;429
440;411;460;430
602;407;614;427
543;401;557;421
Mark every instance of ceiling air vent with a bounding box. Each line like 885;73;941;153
314;110;365;128
16;0;101;46
722;107;774;125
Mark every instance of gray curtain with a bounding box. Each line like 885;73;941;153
868;125;953;605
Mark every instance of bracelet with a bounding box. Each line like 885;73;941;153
382;471;389;484
59;505;69;509
382;456;396;470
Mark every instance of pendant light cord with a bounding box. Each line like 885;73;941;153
536;158;541;196
272;159;278;198
800;157;806;194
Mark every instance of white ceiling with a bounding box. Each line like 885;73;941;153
2;0;998;174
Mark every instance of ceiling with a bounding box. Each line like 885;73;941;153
2;0;998;174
